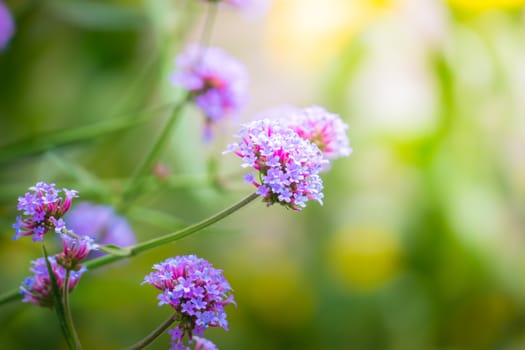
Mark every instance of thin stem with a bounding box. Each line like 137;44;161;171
41;244;76;350
63;271;83;350
126;313;177;350
87;192;259;269
0;193;259;306
120;93;190;208
199;0;219;49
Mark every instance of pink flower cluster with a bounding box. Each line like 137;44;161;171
171;45;247;139
20;256;86;307
225;119;326;210
143;255;235;350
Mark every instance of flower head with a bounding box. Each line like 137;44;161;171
202;0;269;15
64;202;136;257
225;119;326;210
56;234;95;270
220;0;269;13
20;256;86;308
143;255;234;349
286;106;352;161
13;182;78;242
171;44;248;138
0;1;14;51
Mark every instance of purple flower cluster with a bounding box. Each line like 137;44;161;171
143;255;234;350
13;182;78;242
0;1;14;51
55;234;95;270
286;106;352;161
225;119;326;210
203;0;267;14
222;0;267;12
20;256;86;307
65;201;136;257
171;44;248;138
12;183;96;307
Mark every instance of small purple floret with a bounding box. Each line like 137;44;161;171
13;182;78;242
171;44;248;138
143;255;234;350
20;256;86;308
224;119;326;210
56;234;95;270
192;336;218;350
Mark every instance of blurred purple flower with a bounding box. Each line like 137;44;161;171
0;1;14;50
171;44;248;138
20;256;86;308
13;182;78;242
65;202;136;257
224;119;326;210
143;255;234;350
287;106;352;161
216;0;269;14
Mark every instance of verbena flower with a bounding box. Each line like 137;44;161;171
20;256;86;308
65;202;136;257
224;119;326;210
55;234;95;270
214;0;268;13
0;1;14;50
170;44;248;139
13;182;78;242
143;255;234;350
286;106;352;161
191;336;218;350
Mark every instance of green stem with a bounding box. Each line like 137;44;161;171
199;0;219;49
63;271;83;350
0;192;259;306
87;192;259;269
126;313;177;350
120;93;190;208
42;245;76;350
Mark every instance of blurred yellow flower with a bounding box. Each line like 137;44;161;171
327;226;402;292
265;0;395;70
447;0;525;11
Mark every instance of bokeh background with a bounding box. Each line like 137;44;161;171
2;0;525;349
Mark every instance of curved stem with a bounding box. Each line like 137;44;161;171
126;313;177;350
63;271;83;350
120;93;190;208
0;193;259;306
87;192;259;269
0;289;21;305
199;0;219;49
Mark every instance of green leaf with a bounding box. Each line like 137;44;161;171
0;105;170;164
43;246;76;350
48;1;146;30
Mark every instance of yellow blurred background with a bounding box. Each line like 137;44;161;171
2;0;525;349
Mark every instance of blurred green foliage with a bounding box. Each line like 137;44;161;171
2;1;525;349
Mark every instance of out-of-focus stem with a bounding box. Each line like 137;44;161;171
126;313;177;350
87;192;259;269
